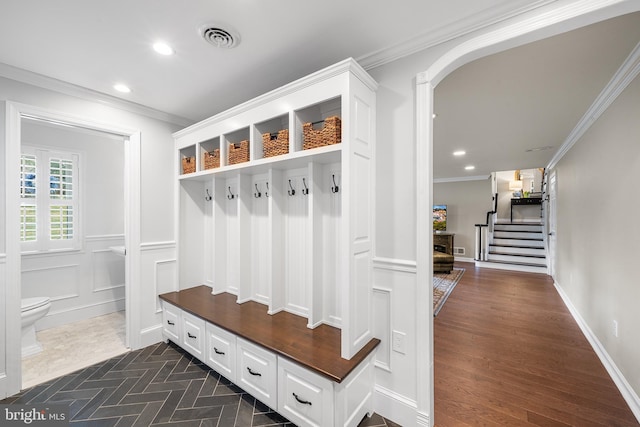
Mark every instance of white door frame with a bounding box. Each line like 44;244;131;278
547;170;557;278
415;1;638;425
2;101;141;398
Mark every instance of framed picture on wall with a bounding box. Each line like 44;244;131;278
433;205;447;231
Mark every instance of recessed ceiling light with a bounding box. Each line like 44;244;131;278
113;83;131;93
453;150;466;156
153;42;174;56
465;165;475;170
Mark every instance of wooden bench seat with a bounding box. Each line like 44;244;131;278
159;285;380;383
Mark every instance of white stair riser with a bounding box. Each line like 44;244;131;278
494;231;544;239
494;224;543;232
476;261;548;274
492;238;543;247
489;246;546;256
487;253;546;265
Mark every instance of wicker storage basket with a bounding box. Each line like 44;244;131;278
182;156;196;174
303;116;341;150
262;129;289;158
228;140;250;165
204;149;220;170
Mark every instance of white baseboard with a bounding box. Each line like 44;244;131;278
0;373;7;400
454;256;474;263
139;324;163;349
37;298;125;331
554;280;640;423
374;384;422;426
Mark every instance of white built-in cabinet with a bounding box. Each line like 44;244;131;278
161;300;377;427
174;58;377;360
205;322;236;382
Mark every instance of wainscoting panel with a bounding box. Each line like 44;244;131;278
21;235;126;331
372;257;420;426
154;259;177;313
22;263;80;302
140;241;177;347
92;248;125;292
373;287;391;371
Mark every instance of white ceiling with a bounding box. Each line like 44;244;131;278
0;0;553;122
1;2;639;180
434;11;640;179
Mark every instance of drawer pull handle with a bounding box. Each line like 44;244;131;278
247;367;262;377
214;347;225;355
187;332;197;339
167;320;175;325
293;393;312;406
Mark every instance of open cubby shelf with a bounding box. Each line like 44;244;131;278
174;58;376;361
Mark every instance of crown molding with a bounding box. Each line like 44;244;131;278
434;175;490;184
547;39;640;170
357;0;556;70
0;62;193;128
422;0;637;85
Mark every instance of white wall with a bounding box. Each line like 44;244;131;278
434;179;493;257
21;120;126;329
551;73;640;407
369;37;462;425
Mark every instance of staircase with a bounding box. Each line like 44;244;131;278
477;222;547;273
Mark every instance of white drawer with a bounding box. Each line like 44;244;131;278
181;310;206;361
161;302;181;343
205;322;236;382
237;338;278;409
278;357;334;427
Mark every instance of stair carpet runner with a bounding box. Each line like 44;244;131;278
481;222;547;274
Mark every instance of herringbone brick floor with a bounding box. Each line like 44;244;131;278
2;341;397;426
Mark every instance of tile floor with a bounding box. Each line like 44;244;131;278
4;341;398;426
22;311;128;389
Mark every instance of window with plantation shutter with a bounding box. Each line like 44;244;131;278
20;147;80;252
20;154;37;242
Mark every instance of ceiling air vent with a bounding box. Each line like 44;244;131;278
200;25;239;49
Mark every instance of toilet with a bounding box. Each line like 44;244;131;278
21;297;51;358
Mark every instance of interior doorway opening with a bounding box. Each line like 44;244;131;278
19;116;129;388
3;102;141;398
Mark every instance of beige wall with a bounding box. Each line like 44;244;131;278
434;179;493;257
552;73;640;395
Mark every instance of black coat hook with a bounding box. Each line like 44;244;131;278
331;174;339;193
205;189;213;201
254;183;262;198
265;182;269;198
227;186;235;200
302;178;309;195
288;179;295;196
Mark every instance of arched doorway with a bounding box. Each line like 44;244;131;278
415;1;640;424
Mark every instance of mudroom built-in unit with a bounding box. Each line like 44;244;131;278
167;58;379;426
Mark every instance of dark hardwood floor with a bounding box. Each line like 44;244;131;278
434;262;639;427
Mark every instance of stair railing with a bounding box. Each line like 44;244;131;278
475;193;498;261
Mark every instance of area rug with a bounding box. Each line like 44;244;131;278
433;268;464;316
